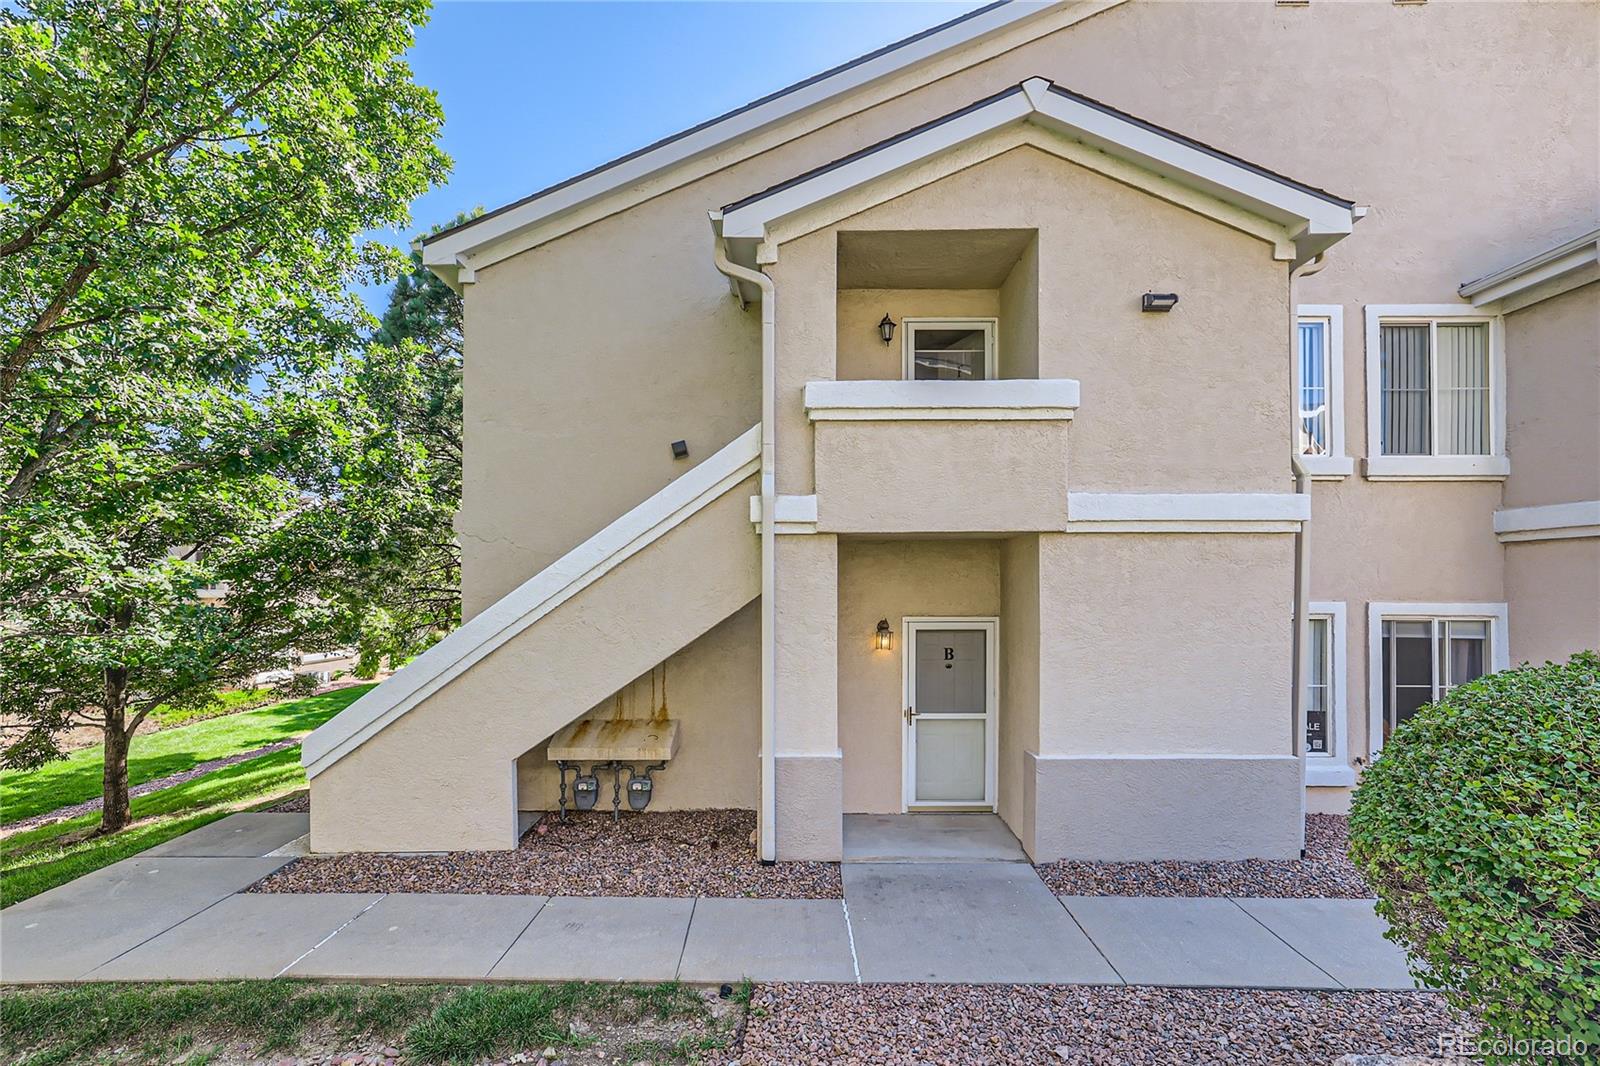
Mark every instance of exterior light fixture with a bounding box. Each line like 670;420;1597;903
878;314;897;344
1141;292;1180;313
875;618;893;651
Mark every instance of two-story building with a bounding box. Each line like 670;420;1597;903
301;0;1599;861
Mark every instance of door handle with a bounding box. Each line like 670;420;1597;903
905;706;917;723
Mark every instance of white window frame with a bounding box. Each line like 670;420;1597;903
1295;305;1353;479
1363;305;1508;480
901;317;998;381
1305;601;1352;786
1366;602;1510;760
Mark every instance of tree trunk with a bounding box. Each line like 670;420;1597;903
99;649;132;834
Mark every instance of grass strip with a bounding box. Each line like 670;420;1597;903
0;684;373;824
0;980;731;1066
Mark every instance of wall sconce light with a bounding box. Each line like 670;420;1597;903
875;618;893;651
1141;292;1180;313
878;314;897;344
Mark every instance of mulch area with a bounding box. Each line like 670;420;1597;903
740;984;1473;1065
1035;814;1372;898
249;808;843;899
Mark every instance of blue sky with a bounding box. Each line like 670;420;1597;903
361;1;986;309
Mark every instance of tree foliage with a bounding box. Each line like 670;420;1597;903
0;0;449;833
1349;652;1600;1062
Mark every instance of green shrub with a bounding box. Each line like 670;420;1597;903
1349;651;1600;1062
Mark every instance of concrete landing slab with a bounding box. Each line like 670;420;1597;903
290;893;546;980
844;863;1120;984
144;812;311;857
1233;898;1419;990
489;896;692;982
1062;897;1339;989
678;899;856;982
0;856;292;983
843;814;1028;863
89;891;382;980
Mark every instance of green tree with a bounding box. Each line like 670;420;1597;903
0;0;448;833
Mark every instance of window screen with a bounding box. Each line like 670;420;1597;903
910;326;988;381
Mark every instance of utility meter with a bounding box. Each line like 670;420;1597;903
573;773;600;810
626;772;654;810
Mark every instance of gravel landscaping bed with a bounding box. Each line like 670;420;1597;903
250;808;842;898
740;984;1472;1065
265;789;310;813
1035;814;1372;898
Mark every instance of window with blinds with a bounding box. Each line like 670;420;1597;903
1379;320;1491;456
1380;617;1489;741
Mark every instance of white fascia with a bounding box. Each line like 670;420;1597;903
1064;492;1311;533
804;378;1080;421
1460;228;1600;314
420;2;1128;288
720;78;1359;269
1493;500;1600;543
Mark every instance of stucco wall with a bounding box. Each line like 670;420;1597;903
836;538;1002;813
778;143;1290;497
439;0;1595;840
513;602;759;813
1503;282;1600;511
1506;538;1600;666
836;289;999;380
1037;532;1295;756
998;535;1042;844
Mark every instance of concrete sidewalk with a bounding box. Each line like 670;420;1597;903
0;813;1419;989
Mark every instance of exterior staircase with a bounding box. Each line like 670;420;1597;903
301;426;761;852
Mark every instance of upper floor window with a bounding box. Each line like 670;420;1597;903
902;318;996;381
1363;307;1507;480
1295;306;1352;479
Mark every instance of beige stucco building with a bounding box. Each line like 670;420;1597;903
302;0;1600;860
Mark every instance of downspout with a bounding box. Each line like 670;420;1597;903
710;215;778;864
1288;254;1323;857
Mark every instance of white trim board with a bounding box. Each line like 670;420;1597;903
1493;500;1600;543
1361;305;1508;481
1065;492;1309;533
1365;602;1511;761
721;78;1359;270
1460;228;1600;314
419;1;1128;284
749;493;820;535
1295;305;1353;480
804;378;1079;421
301;424;762;777
1304;601;1353;788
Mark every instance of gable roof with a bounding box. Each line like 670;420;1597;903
716;78;1360;271
421;0;1127;286
1459;227;1600;314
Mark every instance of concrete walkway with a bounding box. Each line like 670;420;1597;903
0;813;1419;989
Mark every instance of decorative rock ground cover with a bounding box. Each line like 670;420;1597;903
1035;814;1371;898
251;809;843;899
739;984;1472;1065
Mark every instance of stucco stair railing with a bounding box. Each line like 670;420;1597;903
300;425;762;853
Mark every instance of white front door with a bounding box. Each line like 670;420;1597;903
903;618;997;811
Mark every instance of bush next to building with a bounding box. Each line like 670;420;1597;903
1349;651;1600;1062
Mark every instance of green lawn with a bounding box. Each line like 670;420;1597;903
0;980;745;1066
0;684;374;824
1;748;313;905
